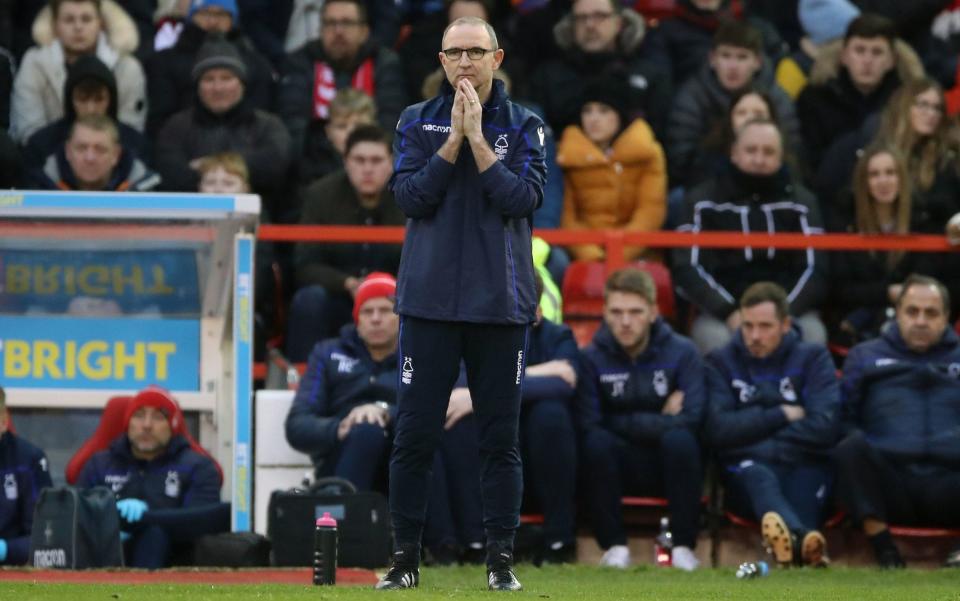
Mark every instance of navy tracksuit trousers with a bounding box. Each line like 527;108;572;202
835;430;960;526
390;316;528;559
723;460;832;535
583;427;702;549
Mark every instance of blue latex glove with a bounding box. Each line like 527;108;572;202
116;498;149;523
0;539;7;562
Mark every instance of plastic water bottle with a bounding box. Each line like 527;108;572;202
313;512;338;585
735;561;770;579
654;516;673;567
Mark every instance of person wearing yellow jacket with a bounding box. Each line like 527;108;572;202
557;77;666;262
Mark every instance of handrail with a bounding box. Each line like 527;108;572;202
258;225;956;273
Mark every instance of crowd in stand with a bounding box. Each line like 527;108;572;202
3;0;960;573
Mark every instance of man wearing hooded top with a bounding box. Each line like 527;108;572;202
527;0;672;138
705;281;840;568
154;38;290;197
277;0;406;154
11;0;147;142
78;387;225;569
26;113;159;191
672;119;828;355
23;54;149;171
835;274;960;568
146;0;275;134
578;267;706;572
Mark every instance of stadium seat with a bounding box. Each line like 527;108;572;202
65;388;223;486
561;260;676;346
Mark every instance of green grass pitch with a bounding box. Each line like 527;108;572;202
2;565;959;601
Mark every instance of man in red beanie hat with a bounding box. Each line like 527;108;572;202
286;272;399;490
78;387;225;568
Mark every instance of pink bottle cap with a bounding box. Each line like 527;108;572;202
316;512;338;527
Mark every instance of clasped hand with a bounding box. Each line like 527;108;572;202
451;80;483;141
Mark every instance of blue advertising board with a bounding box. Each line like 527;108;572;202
0;249;200;315
0;316;200;390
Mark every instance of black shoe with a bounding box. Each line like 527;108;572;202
542;541;577;564
375;565;420;590
375;546;420;590
487;566;522;591
876;547;906;569
869;530;905;569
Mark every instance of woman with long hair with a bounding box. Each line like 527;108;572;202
875;78;960;232
831;145;937;344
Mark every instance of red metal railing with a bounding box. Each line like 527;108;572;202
258;225;956;275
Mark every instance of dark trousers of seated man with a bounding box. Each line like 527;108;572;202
126;503;230;568
723;460;832;534
390;317;527;565
318;422;392;491
423;415;483;559
583;427;702;550
521;397;577;550
835;431;960;527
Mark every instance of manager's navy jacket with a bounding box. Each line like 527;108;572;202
390;79;547;324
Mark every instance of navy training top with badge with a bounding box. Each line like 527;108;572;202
285;324;398;465
77;435;221;510
390;79;547;324
0;431;53;564
578;319;706;445
705;328;841;466
840;323;960;465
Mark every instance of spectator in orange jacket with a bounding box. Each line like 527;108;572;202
557;77;666;262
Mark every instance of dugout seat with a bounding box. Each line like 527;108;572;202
65;387;223;486
561;260;676;346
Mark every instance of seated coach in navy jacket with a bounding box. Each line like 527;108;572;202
706;281;840;568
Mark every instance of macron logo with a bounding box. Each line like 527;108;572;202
422;124;452;133
515;350;524;385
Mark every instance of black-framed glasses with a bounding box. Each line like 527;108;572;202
442;47;496;61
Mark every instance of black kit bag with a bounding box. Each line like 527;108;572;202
29;486;123;568
193;531;272;567
267;477;391;568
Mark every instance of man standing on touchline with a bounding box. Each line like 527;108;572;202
375;15;547;592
